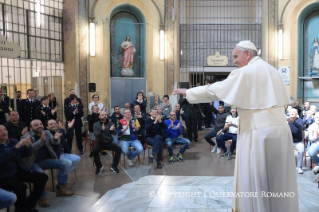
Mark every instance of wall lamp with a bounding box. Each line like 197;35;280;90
160;27;165;60
90;22;95;56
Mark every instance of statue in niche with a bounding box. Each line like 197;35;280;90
310;37;319;76
120;35;136;77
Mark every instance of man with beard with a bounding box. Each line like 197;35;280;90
87;105;100;157
4;110;28;140
110;106;123;145
11;91;22;110
0;125;48;212
22;119;74;207
93;111;121;174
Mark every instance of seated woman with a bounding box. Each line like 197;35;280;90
88;94;105;114
216;107;239;160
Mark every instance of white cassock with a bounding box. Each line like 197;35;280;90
186;56;298;212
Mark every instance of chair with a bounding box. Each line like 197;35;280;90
84;125;92;153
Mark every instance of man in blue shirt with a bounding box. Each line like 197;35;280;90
164;111;190;164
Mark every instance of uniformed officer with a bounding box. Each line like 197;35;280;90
64;89;82;106
18;89;40;127
10;91;22;110
64;94;84;154
35;96;57;128
0;93;9;124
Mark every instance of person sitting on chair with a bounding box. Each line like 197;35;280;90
93;111;121;174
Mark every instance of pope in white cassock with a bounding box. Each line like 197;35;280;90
174;41;298;212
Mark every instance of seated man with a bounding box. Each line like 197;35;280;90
93;111;121;174
164;111;190;164
87;105;100;157
0;125;48;212
118;109;143;166
307;112;319;175
4;110;28;140
47;119;81;180
145;108;166;169
21;119;74;207
287;109;304;174
204;104;228;153
0;188;16;210
302;105;316;140
110;105;123;145
216;107;239;160
133;104;146;141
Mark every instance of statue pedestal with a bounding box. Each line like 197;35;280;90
121;68;134;77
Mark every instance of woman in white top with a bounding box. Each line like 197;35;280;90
88;94;105;114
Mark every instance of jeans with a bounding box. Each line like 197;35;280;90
0;170;48;212
59;153;81;174
146;135;163;162
0;188;17;209
120;139;143;160
30;159;70;198
165;137;190;156
308;142;319;166
93;142;121;168
112;134;119;145
216;133;237;153
204;130;218;146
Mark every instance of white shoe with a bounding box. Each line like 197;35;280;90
127;157;133;166
312;166;319;175
217;148;221;154
211;145;217;153
296;167;304;174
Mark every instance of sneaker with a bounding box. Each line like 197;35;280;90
169;156;174;164
79;151;84;155
211;145;217;153
227;152;232;160
312;166;319;175
127;157;133;166
217;148;221;154
175;153;184;162
149;156;154;163
95;165;104;175
296;167;304;174
38;197;51;207
220;151;229;158
157;162;162;169
110;166;120;173
89;152;93;157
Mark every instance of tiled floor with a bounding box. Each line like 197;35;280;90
2;129;319;212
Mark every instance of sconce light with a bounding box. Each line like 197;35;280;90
36;0;41;28
278;27;283;60
160;29;164;60
90;23;96;56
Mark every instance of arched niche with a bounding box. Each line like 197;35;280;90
298;2;319;101
110;5;146;78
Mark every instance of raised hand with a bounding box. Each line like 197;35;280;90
110;124;115;131
74;107;78;114
54;132;62;140
173;88;187;95
68;119;75;128
15;139;25;148
21;127;28;136
41;131;46;142
24;135;31;147
41;110;45;116
51;107;57;114
176;122;181;129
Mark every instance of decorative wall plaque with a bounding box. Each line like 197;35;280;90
207;51;228;66
0;35;21;58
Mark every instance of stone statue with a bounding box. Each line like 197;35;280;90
120;35;136;77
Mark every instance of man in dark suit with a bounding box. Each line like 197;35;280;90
0;88;11;108
64;89;82;106
10;91;22;110
179;94;199;142
0;93;9;125
64;94;84;154
18;89;40;127
35;96;57;129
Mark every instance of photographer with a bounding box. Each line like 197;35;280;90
216;108;239;160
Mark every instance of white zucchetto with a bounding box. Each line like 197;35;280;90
236;40;257;51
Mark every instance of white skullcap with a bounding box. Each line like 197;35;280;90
236;40;257;51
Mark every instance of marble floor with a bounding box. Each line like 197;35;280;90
2;129;319;212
